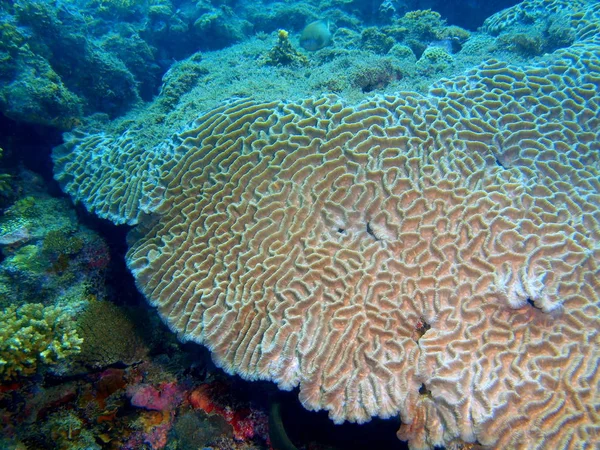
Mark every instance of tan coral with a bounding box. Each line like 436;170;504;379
120;90;598;449
52;1;600;449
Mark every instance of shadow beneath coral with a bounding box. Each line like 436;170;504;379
277;389;408;450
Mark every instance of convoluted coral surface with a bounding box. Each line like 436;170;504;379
53;0;600;449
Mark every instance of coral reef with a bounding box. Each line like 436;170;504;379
383;9;470;58
171;411;232;450
0;352;271;449
72;300;148;371
127;381;184;411
192;6;252;49
350;56;402;92
0;0;593;449
0;303;82;381
395;0;522;29
495;10;576;57
262;29;309;66
0;173;110;308
188;382;269;442
0;51;85;130
361;26;396;54
41;410;101;450
0;0;536;133
415;45;453;73
0;0;233;128
154;53;208;110
0;0;547;146
0;0;138;127
52;2;600;449
86;0;142;19
247;2;319;35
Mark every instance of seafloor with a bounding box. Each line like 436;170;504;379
0;0;598;449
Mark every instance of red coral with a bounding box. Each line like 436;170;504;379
94;368;127;409
188;384;216;413
188;383;268;441
228;408;256;440
0;382;22;393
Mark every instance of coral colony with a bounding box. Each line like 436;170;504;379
0;0;598;449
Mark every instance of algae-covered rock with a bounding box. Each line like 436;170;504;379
41;410;101;450
0;0;155;128
350;56;402;92
86;0;143;20
193;7;252;49
416;45;454;73
360;27;395;54
381;9;470;58
496;11;576;58
156;53;208;109
394;0;522;30
0;173;110;308
0;52;84;130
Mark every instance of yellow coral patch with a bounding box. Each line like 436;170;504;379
0;303;82;380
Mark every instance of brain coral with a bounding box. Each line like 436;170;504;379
53;0;600;448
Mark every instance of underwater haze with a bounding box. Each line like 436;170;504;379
0;0;599;449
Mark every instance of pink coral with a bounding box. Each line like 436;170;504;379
127;382;183;411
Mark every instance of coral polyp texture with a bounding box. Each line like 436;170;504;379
53;1;600;449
